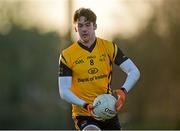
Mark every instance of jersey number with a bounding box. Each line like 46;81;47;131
90;59;94;65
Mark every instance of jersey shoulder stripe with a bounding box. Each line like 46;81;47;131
59;42;78;68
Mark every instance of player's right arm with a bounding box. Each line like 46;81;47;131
58;54;93;111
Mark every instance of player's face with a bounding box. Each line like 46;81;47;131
75;16;96;43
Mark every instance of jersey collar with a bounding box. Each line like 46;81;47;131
78;38;97;53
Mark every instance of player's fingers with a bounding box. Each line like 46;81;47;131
115;100;122;111
89;104;94;109
116;105;122;111
87;104;94;112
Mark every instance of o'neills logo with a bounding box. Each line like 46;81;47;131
88;68;98;74
105;108;116;114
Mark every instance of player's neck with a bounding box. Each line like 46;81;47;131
79;36;96;48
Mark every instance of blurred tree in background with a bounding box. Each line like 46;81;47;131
0;25;74;129
112;0;180;129
0;0;180;130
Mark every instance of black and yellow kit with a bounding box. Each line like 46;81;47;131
59;37;128;117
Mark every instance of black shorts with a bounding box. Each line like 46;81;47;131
73;115;121;130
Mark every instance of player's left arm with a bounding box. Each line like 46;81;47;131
58;58;93;112
113;45;140;111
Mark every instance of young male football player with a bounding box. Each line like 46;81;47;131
58;8;140;130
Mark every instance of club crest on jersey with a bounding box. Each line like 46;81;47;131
88;68;98;74
99;54;106;62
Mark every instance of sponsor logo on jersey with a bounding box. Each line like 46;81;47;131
87;55;96;59
88;68;98;74
74;59;84;64
78;74;107;83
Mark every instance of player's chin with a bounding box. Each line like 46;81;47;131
81;35;89;41
82;38;89;43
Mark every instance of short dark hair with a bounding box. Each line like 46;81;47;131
73;8;97;24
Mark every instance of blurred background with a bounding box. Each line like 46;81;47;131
0;0;180;129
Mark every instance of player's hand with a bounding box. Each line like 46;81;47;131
83;103;93;113
115;88;127;111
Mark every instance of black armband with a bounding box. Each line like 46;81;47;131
121;88;128;95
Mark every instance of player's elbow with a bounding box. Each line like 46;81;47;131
59;90;66;100
59;87;66;100
134;68;140;81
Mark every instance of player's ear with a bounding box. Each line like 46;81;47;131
74;27;77;32
93;23;97;30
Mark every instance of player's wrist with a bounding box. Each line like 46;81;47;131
120;87;127;95
115;88;126;111
83;103;89;110
83;103;93;112
115;88;126;102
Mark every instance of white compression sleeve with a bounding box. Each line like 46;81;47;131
58;76;86;107
120;59;140;92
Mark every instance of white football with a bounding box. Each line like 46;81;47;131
92;94;117;120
